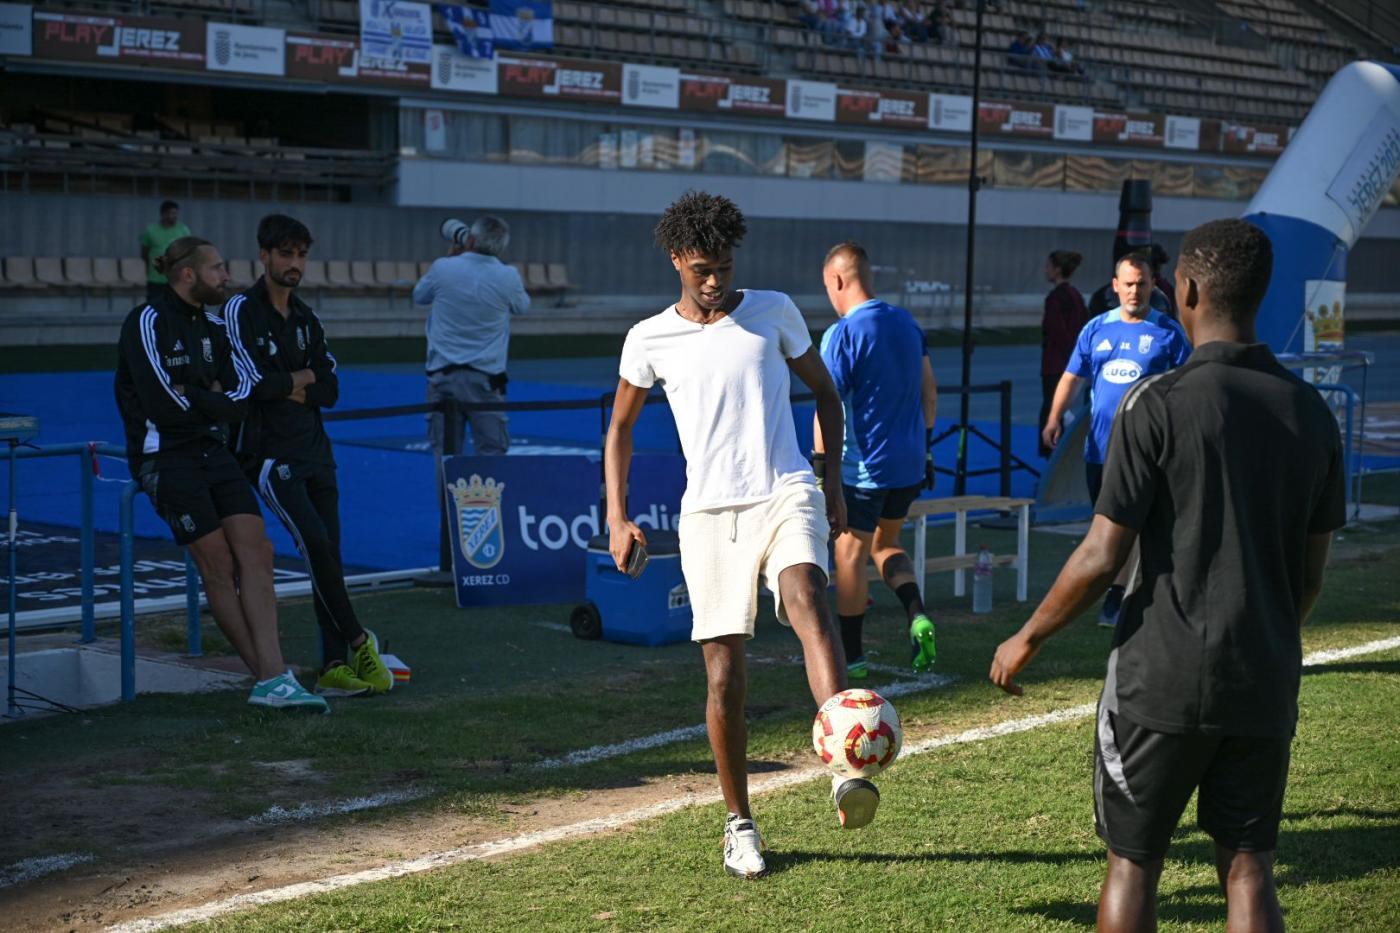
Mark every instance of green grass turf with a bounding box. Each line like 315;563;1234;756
6;519;1398;874
192;647;1400;931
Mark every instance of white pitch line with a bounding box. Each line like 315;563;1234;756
1301;635;1400;667
535;673;957;770
105;634;1400;933
248;789;431;826
530;621;575;635
0;852;96;890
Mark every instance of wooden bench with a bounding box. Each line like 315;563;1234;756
866;495;1033;602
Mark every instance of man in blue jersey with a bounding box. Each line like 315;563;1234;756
1043;251;1190;627
814;242;939;678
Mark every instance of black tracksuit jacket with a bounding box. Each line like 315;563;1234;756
221;278;340;469
114;286;251;476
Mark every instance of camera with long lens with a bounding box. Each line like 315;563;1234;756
440;218;469;247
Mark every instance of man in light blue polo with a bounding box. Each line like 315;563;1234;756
413;215;530;455
1043;251;1190;626
814;242;939;679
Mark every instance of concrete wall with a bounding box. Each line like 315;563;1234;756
4;164;1400;301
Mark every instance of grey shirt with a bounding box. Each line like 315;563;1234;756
412;252;530;374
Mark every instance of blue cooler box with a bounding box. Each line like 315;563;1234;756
570;532;692;647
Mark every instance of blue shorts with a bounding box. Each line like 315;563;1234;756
843;483;923;534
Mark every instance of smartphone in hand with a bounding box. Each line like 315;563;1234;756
624;539;649;579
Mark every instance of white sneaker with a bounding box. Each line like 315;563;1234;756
723;814;768;879
248;672;330;714
832;774;880;829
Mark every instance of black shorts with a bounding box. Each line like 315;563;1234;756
140;447;261;545
843;483;923;534
1085;461;1104;506
1094;705;1292;862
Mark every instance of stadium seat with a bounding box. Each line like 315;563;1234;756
326;260;356;291
373;260;401;286
418;260;433;279
64;257;96;288
35;257;66;287
93;258;123;288
2;257;46;290
119;257;147;288
227;259;256;289
301;259;328;288
350;260;379;289
546;263;577;293
394;261;419;285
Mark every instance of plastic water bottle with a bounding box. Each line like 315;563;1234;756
972;545;994;614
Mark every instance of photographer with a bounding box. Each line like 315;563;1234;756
413;215;530;456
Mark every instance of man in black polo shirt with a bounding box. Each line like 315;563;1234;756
223;215;393;698
990;218;1345;931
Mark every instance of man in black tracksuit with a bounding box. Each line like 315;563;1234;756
222;215;392;697
115;236;326;712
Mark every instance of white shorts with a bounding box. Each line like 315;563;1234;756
679;482;830;642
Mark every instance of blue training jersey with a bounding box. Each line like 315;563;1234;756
819;299;929;489
1067;306;1191;464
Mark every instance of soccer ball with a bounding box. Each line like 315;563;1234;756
812;688;903;779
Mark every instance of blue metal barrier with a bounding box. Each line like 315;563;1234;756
1316;383;1359;516
9;443;202;703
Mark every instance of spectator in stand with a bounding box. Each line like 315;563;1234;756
1051;37;1085;75
900;3;928;42
848;6;875;64
1008;32;1035;69
1151;243;1179;319
1039;250;1089;458
140;200;193;305
940;8;958;46
1026;31;1053;78
798;0;822;30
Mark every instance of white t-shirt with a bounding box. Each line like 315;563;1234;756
619;289;816;515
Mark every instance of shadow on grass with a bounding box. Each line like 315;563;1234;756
1014;820;1400;927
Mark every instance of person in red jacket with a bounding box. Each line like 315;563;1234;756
1039;250;1088;457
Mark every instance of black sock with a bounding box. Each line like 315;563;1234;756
839;614;865;662
895;582;925;621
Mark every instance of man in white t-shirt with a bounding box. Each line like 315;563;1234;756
605;192;875;880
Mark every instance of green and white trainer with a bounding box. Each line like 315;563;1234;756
248;672;330;713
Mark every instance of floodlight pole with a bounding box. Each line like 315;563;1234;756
954;0;987;496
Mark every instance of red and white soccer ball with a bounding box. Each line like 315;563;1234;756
812;688;903;779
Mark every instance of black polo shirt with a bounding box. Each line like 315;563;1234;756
1096;340;1346;737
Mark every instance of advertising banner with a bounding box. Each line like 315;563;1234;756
836;86;927;128
32;10;205;68
206;22;285;76
678;71;785;115
445;454;686;607
622;62;680;109
928;92;973;132
0;3;31;57
786;78;837;121
1095;110;1165;147
1053;104;1094;142
431;43;498;92
359;0;431;64
498;53;621;102
286;31;358;80
978;101;1054;138
1222;122;1288;156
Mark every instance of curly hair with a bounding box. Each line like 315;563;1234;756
1178;219;1273;316
653;190;748;257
